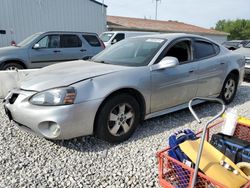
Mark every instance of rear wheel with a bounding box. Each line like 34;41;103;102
2;62;24;70
220;73;238;104
95;94;140;143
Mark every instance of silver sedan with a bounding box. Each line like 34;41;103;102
4;34;245;143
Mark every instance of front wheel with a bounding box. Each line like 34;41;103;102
95;94;140;143
2;62;24;70
220;73;238;104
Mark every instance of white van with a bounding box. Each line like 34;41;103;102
100;31;158;47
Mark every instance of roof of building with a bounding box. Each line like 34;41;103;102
107;16;228;36
90;0;107;7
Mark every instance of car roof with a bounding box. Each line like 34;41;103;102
101;31;157;34
132;33;213;41
37;31;99;36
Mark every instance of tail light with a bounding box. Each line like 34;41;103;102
100;39;105;49
11;40;16;46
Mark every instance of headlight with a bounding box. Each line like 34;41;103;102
29;87;76;106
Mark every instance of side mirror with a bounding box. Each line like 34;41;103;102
33;43;40;49
151;57;179;71
111;39;117;45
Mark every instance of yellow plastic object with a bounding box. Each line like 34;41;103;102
238;116;250;126
237;162;250;180
179;139;248;188
222;114;250;127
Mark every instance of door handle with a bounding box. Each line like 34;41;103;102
80;49;87;52
189;70;194;73
53;50;61;53
220;62;225;65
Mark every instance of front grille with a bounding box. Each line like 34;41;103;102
9;93;19;104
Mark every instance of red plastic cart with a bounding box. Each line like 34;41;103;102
157;97;250;188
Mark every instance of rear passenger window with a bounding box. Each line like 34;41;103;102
195;41;216;59
60;35;82;48
83;35;101;47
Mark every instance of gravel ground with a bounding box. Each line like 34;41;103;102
1;81;250;188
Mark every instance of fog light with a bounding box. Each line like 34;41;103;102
38;121;61;139
49;123;61;137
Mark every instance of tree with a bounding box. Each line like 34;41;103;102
215;19;250;40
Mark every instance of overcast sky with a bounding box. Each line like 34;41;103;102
100;0;250;29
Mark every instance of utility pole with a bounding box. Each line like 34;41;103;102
154;0;161;20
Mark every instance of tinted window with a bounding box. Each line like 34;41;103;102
83;34;101;47
60;35;82;48
195;41;216;59
165;40;191;63
113;33;125;42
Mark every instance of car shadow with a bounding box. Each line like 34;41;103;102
52;83;250;153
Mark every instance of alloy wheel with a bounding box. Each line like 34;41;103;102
6;66;18;71
224;78;236;100
108;103;135;136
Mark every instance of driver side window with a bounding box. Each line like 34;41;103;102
163;40;192;64
37;35;60;48
37;36;49;48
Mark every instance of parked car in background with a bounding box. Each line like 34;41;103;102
100;31;157;47
222;40;248;50
4;34;245;143
235;41;250;77
0;31;104;70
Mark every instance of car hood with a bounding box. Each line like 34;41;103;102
20;60;131;91
0;46;24;56
234;47;250;58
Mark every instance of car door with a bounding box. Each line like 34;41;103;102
29;34;65;68
58;34;86;60
150;38;198;113
194;39;227;97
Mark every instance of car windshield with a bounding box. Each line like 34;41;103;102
17;33;40;47
100;33;114;42
92;37;166;67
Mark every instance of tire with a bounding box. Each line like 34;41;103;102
2;62;24;70
95;94;140;143
220;73;238;104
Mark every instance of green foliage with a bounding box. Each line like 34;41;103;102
215;19;250;40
